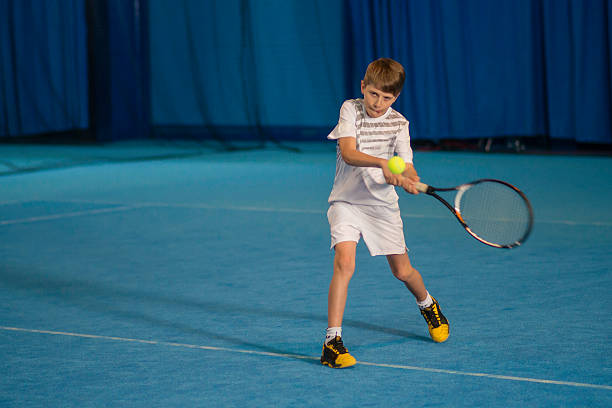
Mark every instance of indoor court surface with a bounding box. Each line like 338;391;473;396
1;142;611;407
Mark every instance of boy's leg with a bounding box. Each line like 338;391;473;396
386;252;428;301
328;241;357;328
387;252;449;343
322;241;357;368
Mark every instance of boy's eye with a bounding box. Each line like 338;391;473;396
370;91;392;101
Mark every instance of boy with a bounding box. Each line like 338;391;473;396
321;58;449;369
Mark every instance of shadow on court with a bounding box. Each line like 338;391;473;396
0;267;431;365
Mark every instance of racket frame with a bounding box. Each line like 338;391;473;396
415;179;534;249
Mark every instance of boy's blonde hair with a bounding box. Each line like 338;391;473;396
362;58;405;96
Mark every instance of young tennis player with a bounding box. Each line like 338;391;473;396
321;58;449;369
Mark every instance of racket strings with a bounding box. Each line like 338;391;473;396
457;182;531;246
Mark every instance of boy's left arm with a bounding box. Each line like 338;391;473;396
401;163;420;195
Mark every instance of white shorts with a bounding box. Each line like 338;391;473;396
327;201;407;256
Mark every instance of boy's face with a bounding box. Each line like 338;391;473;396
361;81;398;118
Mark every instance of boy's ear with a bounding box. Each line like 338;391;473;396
360;80;365;94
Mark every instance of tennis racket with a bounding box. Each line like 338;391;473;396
415;179;533;248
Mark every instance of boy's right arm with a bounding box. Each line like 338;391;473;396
337;137;403;186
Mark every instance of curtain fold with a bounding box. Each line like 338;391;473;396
347;0;612;143
2;0;609;144
149;0;346;132
0;0;88;138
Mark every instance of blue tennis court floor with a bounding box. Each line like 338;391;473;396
1;142;611;407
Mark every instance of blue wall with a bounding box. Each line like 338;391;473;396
0;0;88;137
1;0;610;144
149;0;346;129
348;0;612;143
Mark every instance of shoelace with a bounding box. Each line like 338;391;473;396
330;337;348;354
421;305;442;327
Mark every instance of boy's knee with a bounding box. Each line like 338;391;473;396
392;265;416;282
334;254;355;277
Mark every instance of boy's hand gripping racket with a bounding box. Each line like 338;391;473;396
415;179;534;248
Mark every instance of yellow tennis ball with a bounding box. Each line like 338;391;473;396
388;156;406;174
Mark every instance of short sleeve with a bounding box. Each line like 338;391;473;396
327;100;357;140
394;122;413;164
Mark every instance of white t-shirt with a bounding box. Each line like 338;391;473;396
327;99;413;206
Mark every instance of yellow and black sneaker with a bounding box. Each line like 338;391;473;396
321;336;356;368
420;297;449;343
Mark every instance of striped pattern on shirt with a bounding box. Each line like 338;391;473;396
350;99;407;158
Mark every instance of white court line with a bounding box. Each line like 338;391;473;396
0;205;147;226
1;326;611;391
61;200;612;227
0;200;26;206
3;199;612;227
150;202;324;215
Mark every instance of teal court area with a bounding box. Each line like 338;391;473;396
0;142;610;407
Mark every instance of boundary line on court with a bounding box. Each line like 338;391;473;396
0;204;148;226
1;326;611;391
3;199;611;227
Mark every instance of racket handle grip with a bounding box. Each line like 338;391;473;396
415;182;429;193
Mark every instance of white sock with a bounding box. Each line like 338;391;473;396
416;292;433;309
325;327;342;344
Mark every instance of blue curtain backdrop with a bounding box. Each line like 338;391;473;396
0;0;89;138
0;0;610;144
347;0;612;143
86;0;149;141
149;0;346;141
